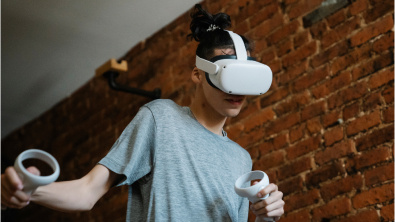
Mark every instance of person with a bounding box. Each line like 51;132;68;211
1;4;284;222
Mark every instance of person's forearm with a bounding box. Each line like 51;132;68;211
31;178;97;212
29;165;116;212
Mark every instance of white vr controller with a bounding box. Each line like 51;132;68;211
234;171;274;222
14;149;60;195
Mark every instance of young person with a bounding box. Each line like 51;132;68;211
1;4;284;222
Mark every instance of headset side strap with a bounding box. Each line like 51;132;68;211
196;56;219;74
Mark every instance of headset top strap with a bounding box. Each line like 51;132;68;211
226;31;248;61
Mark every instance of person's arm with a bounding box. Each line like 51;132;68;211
2;164;122;212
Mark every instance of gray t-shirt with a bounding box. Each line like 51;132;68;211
99;99;252;222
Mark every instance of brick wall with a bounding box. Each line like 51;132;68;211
2;0;393;221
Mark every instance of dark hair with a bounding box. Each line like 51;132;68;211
188;4;252;60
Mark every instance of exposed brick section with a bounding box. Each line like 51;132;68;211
335;209;380;222
365;162;394;187
381;202;395;222
312;197;352;221
346;110;381;136
287;135;321;160
284;189;321;212
350;14;394;47
320;174;363;201
315;140;355;165
1;1;393;222
305;161;345;187
352;183;394;209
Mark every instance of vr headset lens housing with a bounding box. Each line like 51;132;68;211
195;31;273;95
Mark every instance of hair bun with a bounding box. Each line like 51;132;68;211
188;4;231;42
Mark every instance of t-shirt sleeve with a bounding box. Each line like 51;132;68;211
98;106;156;186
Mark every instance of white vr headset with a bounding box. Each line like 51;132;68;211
196;30;272;95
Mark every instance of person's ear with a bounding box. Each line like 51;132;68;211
191;67;203;83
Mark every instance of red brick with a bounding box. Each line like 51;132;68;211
312;71;352;99
266;20;300;45
321;16;361;49
293;30;309;49
363;0;394;23
383;106;394;123
320;174;363;201
265;112;300;136
310;20;328;39
243;107;275;132
365;162;394;187
279;61;309;86
343;102;360;121
369;68;394;90
301;100;326;121
382;85;394;104
285;189;321;212
293;65;329;92
353;146;392;170
328;81;368;109
282;41;317;68
254;150;285;170
278;157;312;180
346;110;381;136
352;51;394;81
336;209;380;222
305;161;345;187
312;197;352;221
249;2;279;28
276;38;293;57
350;14;394;47
315;140;355;165
362;92;382;112
278;176;304;196
373;31;394;53
326;8;346;28
322;110;341;128
306;117;321;135
352;183;394;209
274;90;310;117
253;13;284;40
287;135;321;160
280;209;310;222
287;0;323;20
331;43;371;74
260;87;289;108
381;202;395;222
311;40;348;68
355;125;394;151
349;0;369;16
257;133;289;156
289;123;305;143
323;125;344;146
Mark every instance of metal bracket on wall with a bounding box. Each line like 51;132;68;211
96;59;161;99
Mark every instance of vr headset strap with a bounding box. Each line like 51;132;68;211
196;56;219;74
226;31;248;61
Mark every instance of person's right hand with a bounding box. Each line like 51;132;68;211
1;166;40;209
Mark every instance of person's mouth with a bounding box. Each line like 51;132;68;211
225;97;245;105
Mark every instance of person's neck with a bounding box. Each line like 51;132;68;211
189;99;227;136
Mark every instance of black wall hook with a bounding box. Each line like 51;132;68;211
103;71;161;99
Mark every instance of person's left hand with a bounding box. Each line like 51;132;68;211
249;182;284;221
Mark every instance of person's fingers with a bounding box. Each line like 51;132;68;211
26;166;41;176
3;167;23;191
257;183;278;198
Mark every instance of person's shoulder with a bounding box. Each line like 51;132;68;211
144;99;179;110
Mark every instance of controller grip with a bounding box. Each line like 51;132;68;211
14;149;60;195
234;171;274;222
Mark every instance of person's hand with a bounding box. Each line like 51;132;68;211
1;166;40;209
250;182;284;221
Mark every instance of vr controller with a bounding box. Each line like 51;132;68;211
14;149;60;195
196;31;273;96
234;171;274;222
